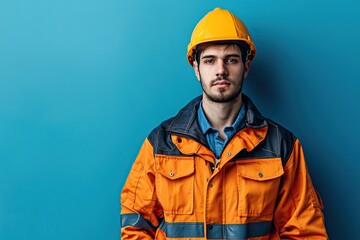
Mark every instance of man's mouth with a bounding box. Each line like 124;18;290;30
212;80;230;87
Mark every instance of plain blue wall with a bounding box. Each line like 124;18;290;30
1;0;359;239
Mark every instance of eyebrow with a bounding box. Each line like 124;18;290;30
201;54;241;59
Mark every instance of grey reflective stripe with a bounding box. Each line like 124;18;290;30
161;222;204;238
207;221;272;239
161;221;272;239
120;213;156;232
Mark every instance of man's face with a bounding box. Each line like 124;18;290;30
194;44;250;103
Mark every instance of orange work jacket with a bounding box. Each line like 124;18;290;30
121;95;328;239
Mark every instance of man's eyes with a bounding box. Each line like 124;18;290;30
203;58;239;64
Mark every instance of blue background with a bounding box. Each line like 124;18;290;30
1;0;359;239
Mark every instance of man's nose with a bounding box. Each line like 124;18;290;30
216;61;228;77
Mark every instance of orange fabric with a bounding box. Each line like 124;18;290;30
270;140;328;239
121;126;328;239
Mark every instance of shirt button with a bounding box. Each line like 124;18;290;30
208;224;213;230
227;152;231;156
176;138;182;143
258;173;263;178
209;183;213;188
169;172;175;177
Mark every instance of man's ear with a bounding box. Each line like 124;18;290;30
243;60;251;78
193;61;201;81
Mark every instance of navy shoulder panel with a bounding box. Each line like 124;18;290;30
147;117;185;156
266;119;297;166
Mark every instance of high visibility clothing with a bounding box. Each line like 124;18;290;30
187;8;256;66
120;95;328;239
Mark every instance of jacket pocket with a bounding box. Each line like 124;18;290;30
155;156;195;214
236;158;284;217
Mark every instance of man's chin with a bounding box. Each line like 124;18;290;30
204;93;241;103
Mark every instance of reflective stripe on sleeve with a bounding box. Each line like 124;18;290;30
160;221;272;239
120;213;157;232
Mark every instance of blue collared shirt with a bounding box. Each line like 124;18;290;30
197;102;246;160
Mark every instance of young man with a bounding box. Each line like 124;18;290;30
121;8;328;239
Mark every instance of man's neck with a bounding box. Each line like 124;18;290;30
202;94;243;139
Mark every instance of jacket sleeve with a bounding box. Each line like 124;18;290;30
120;138;163;239
271;139;328;239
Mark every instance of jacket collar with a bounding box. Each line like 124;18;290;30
166;94;267;144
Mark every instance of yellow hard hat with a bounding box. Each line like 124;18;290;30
187;8;256;66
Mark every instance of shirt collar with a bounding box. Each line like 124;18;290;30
197;101;245;135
